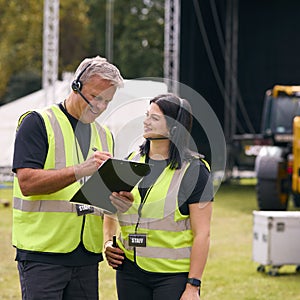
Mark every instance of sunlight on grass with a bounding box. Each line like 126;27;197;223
99;262;118;299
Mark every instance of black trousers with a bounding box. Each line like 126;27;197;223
17;261;99;300
116;258;188;300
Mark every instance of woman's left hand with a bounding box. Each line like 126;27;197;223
109;191;134;212
180;285;200;300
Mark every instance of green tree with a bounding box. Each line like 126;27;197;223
0;0;165;104
85;0;107;57
59;0;92;72
0;0;93;104
85;0;165;78
0;0;43;102
113;0;164;79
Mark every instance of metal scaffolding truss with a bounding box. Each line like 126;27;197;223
43;0;59;105
164;0;180;94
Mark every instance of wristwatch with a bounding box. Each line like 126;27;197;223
187;278;201;287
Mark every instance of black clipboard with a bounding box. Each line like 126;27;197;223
70;158;150;213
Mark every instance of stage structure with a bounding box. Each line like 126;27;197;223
164;0;180;94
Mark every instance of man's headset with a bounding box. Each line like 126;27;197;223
71;63;94;108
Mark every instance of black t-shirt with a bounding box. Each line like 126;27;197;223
13;103;102;266
138;157;213;215
13;103;91;171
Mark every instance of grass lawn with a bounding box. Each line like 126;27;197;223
0;181;300;299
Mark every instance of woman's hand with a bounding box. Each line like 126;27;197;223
180;285;200;300
109;191;134;212
104;241;125;269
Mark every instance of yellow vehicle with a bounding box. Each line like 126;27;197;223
292;116;300;206
255;85;300;210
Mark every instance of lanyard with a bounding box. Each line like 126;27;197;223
134;184;154;233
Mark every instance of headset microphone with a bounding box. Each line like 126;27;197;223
76;89;94;109
146;137;169;141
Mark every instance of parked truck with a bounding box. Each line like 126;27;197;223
230;85;300;210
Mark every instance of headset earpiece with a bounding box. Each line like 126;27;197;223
71;63;92;92
71;80;81;92
170;126;177;136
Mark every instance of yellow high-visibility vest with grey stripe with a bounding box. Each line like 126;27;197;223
117;152;209;273
12;104;113;253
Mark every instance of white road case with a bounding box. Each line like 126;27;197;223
252;210;300;275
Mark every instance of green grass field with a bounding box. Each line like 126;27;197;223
1;182;300;299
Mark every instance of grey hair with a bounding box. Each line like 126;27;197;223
73;55;124;87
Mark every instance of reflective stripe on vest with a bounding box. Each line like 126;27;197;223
13;197;104;216
12;105;113;253
117;152;193;272
41;104;113;173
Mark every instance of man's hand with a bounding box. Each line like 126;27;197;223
109;191;134;212
75;150;112;178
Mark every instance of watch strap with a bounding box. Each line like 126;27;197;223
187;277;201;287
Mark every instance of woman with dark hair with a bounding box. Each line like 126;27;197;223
104;93;213;300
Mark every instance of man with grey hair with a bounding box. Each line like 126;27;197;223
12;56;133;299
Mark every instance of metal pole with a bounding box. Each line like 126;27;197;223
106;0;114;61
231;0;239;137
224;0;232;141
164;0;180;94
43;0;59;105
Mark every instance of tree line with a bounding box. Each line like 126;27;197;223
0;0;164;105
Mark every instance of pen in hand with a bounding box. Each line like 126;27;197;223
91;147;112;167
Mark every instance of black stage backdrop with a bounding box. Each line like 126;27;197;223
180;0;300;158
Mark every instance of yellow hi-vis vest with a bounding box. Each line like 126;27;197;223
117;152;207;273
12;104;113;254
